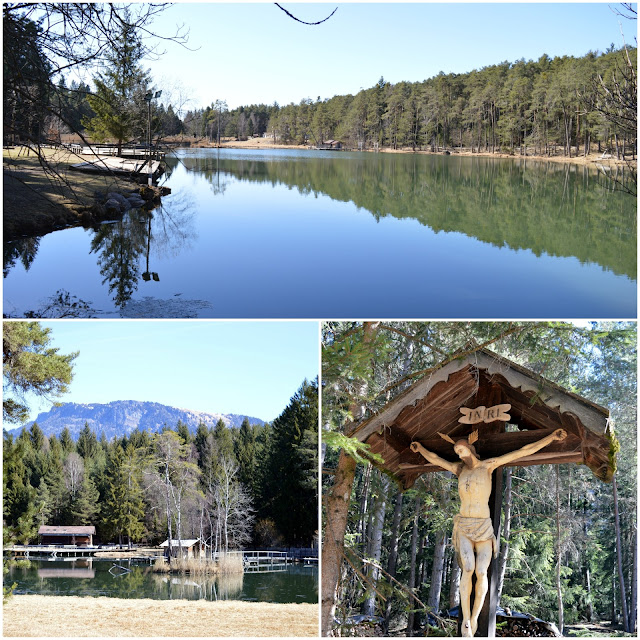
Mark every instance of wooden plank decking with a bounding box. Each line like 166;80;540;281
69;156;163;178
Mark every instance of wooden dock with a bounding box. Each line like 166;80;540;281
4;545;149;559
69;156;163;179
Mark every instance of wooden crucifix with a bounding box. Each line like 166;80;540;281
348;348;614;638
411;426;567;636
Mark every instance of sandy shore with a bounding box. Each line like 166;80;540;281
190;136;633;168
2;594;319;637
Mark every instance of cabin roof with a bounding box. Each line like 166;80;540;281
39;525;96;535
349;348;614;488
160;539;200;548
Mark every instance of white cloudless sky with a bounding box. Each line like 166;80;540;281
27;321;319;423
141;2;636;112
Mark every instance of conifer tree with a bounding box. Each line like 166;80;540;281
3;322;77;425
261;379;318;546
70;475;100;526
59;427;74;453
84;15;150;157
103;444;145;546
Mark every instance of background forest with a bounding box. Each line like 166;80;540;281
4;2;636;160
189;47;637;159
3;340;318;553
321;322;636;636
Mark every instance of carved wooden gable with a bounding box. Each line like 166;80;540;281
349;349;613;489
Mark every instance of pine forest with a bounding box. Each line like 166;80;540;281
188;48;637;159
3;330;318;552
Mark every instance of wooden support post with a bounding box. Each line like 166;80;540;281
477;468;503;637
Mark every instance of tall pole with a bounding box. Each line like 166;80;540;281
147;98;152;186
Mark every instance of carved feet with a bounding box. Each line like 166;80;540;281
461;619;478;637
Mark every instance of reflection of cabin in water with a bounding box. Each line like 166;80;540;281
160;538;203;559
39;525;95;547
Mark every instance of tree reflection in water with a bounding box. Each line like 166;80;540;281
4;236;41;278
89;190;197;310
150;572;244;601
90;212;148;309
6;288;95;319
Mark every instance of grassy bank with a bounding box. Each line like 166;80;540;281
2;594;318;637
3;146;132;240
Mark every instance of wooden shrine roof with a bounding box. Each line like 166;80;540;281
349;349;614;488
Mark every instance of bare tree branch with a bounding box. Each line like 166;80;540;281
274;3;337;26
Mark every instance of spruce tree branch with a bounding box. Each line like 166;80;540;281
378;324;524;396
378;323;448;357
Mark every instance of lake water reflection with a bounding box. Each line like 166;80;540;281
3;149;636;318
9;559;318;604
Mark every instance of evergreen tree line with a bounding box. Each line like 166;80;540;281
183;48;636;160
3;379;318;552
5;4;635;165
321;322;636;635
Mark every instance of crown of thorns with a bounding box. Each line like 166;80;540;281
438;430;479;446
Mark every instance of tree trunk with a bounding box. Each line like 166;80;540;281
357;463;372;548
629;528;637;633
362;473;389;616
321;321;380;636
555;467;564;635
406;495;421;636
427;530;447;614
612;475;630;632
585;567;594;622
321;450;357;635
383;490;404;633
496;467;513;605
449;558;461;609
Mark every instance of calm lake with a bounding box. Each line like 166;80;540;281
3;149;636;318
8;559;318;604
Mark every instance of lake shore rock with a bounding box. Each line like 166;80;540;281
3;594;318;637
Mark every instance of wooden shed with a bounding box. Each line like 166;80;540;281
160;538;203;559
349;348;615;487
38;525;96;547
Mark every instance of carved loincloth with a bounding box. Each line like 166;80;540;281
452;515;498;566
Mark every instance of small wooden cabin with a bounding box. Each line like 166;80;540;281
160;538;203;559
317;140;342;150
39;525;95;547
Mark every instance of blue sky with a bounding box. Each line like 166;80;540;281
28;321;319;423
141;2;636;111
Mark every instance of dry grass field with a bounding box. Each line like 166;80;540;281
3;594;319;637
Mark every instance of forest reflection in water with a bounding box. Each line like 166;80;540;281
10;559;318;604
2;148;636;318
174;149;636;280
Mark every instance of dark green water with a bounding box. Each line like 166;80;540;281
7;559;318;604
3;149;636;318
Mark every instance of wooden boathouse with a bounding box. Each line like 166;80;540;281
39;525;95;547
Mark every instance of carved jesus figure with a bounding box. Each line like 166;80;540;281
411;428;567;637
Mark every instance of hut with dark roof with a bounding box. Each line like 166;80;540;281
38;525;96;547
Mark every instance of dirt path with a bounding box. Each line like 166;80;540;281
3;594;319;637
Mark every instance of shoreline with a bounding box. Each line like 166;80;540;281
2;594;319;637
4;142;633;241
179;136;635;168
